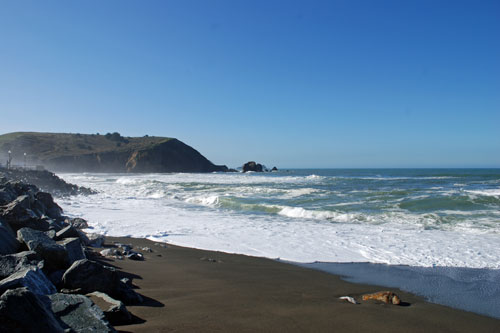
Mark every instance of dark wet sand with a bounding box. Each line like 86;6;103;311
103;237;499;333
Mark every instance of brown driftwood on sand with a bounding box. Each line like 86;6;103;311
362;291;401;305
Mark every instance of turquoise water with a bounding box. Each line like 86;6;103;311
184;168;500;233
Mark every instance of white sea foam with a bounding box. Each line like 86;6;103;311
185;195;220;206
465;189;500;197
57;173;500;269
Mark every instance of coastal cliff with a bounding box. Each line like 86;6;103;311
0;132;228;173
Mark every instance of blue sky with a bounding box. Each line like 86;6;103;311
1;0;499;168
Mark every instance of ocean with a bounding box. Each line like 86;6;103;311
57;169;500;317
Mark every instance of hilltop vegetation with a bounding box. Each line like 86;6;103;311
0;132;228;173
0;132;169;159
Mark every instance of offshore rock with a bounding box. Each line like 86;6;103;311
0;219;20;255
17;227;68;268
48;293;116;332
242;161;264;172
0;267;56;296
0;251;43;279
87;291;132;325
0;287;64;333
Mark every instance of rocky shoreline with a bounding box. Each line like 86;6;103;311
0;167;94;196
0;174;142;332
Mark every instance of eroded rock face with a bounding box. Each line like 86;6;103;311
0;267;56;296
242;161;264;172
0;287;64;333
48;293;116;332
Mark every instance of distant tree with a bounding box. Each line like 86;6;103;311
105;132;128;143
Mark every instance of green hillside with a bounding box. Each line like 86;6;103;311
0;132;227;173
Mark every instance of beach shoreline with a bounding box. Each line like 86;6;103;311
101;236;500;332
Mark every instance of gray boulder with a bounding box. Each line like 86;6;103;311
87;291;132;325
0;287;64;333
45;229;57;239
35;192;62;219
17;227;68;268
59;237;86;265
55;225;80;240
62;259;143;304
87;233;105;247
114;280;143;304
48;293;116;333
2;195;48;231
66;217;89;229
0;267;56;296
0;251;43;279
0;219;20;255
62;259;118;295
0;186;16;205
126;251;144;261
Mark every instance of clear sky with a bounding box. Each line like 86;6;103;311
1;0;499;168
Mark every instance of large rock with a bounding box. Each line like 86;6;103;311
242;161;264;172
87;291;132;325
66;217;89;229
0;185;16;206
17;227;68;268
62;259;118;295
35;192;62;219
59;237;86;265
86;233;105;247
48;293;116;332
55;225;80;240
1;195;47;231
0;251;43;279
62;259;143;304
0;267;56;296
0;287;64;332
114;280;143;304
0;219;20;255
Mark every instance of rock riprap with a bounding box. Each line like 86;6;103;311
0;176;144;331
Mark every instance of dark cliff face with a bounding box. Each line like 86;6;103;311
0;132;228;173
125;139;228;173
44;140;228;173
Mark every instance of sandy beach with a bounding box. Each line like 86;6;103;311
98;237;500;333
